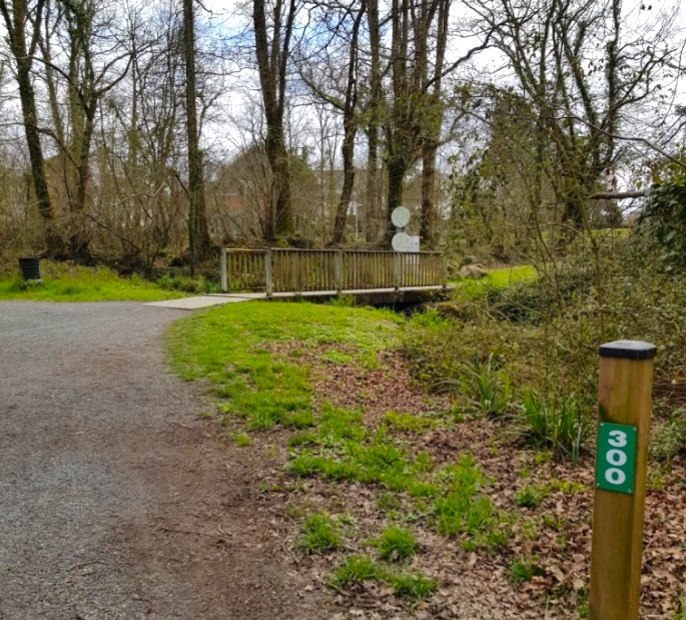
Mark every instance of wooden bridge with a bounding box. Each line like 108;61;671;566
220;248;447;300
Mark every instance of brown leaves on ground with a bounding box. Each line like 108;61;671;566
230;341;686;619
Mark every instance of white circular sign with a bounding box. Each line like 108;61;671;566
391;206;410;228
392;232;413;252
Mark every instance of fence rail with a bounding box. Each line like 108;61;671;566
220;248;446;294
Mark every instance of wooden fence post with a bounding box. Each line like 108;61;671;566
393;253;401;290
220;248;228;293
265;249;273;297
335;250;343;293
589;340;657;620
442;254;448;290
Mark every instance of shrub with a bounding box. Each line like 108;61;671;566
638;183;686;272
650;408;686;462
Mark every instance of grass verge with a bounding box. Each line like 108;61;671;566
166;301;517;607
451;265;537;301
0;261;186;302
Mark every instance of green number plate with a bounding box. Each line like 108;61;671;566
595;422;637;495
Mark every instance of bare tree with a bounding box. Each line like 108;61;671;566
297;0;366;245
253;0;298;239
0;0;59;253
465;0;676;235
182;0;210;272
35;0;133;260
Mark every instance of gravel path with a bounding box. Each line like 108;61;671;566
0;302;330;620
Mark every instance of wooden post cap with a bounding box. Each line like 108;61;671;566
599;340;657;360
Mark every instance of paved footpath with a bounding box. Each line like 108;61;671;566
0;302;330;620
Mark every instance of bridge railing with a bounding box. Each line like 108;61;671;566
220;248;446;295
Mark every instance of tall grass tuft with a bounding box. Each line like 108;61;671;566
519;390;592;461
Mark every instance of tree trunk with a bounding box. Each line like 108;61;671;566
66;102;100;262
332;121;355;245
0;0;59;254
386;156;406;244
365;127;380;244
419;0;449;249
331;4;364;246
272;140;293;237
183;0;210;273
420;139;438;248
18;59;55;240
253;0;296;241
364;0;382;245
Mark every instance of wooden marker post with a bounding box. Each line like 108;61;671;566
590;340;657;620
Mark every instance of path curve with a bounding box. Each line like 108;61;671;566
0;302;330;620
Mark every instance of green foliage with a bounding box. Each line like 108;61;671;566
168;303;399;431
0;261;185;302
376;526;417;561
463;355;511;417
385;572;438;600
431;456;507;548
232;433;252;447
515;484;545;508
639;183;686;272
376;493;402;512
300;513;342;554
519;391;592;461
289;433;415;491
402;309;535;394
452;265;538;301
674;596;686;620
483;280;545;325
383;411;435;433
602;249;686;389
157;273;219;294
331;556;378;587
328;294;355;307
331;556;437;601
322;349;354;365
509;556;545;583
650;408;686;462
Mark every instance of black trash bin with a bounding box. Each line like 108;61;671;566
18;257;41;282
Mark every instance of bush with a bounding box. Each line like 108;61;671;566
650;408;686;462
638;183;686;272
157;273;218;294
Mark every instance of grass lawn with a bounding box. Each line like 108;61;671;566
0;261;187;302
451;264;538;301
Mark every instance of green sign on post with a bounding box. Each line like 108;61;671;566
595;422;638;495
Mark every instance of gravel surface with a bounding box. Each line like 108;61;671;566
0;302;331;620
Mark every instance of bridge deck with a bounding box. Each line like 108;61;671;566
213;284;447;299
145;285;450;310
